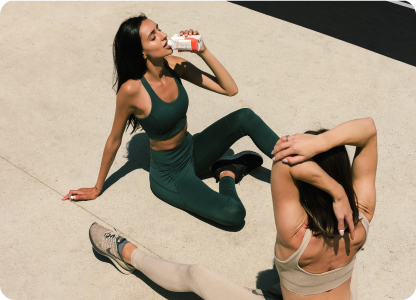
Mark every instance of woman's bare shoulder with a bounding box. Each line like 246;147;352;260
271;160;298;193
116;80;150;117
118;79;143;98
165;56;188;77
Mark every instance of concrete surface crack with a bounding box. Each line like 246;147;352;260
0;155;161;258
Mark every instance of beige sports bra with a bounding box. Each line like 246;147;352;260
274;211;370;295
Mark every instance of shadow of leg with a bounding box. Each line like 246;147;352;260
185;210;246;232
249;166;271;184
256;263;283;299
133;270;203;300
92;248;202;300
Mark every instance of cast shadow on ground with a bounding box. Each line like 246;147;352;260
93;248;282;300
256;262;283;299
93;248;202;300
184;211;246;232
249;165;271;184
101;132;152;195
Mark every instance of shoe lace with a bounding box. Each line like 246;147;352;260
103;228;120;244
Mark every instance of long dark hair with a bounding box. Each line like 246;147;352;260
297;129;360;238
112;14;148;133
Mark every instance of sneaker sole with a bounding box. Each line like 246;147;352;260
211;151;263;174
89;223;135;275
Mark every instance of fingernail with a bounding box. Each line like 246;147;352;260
283;158;288;163
339;230;344;236
70;196;75;200
272;157;276;161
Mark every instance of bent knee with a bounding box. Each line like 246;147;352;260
214;201;246;226
235;108;257;120
228;108;258;133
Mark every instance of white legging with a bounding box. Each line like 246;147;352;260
130;248;267;300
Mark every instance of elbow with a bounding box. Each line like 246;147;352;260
227;87;238;97
107;136;122;148
288;163;306;181
365;117;377;137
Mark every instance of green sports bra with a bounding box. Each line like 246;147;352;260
137;63;188;141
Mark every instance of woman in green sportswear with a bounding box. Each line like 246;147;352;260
63;14;280;226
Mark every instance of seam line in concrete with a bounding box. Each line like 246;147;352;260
0;155;162;258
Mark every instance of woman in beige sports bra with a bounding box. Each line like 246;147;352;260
88;117;377;300
267;117;376;300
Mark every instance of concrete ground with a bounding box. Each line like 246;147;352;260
1;2;415;300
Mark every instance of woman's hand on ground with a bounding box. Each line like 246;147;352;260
178;29;205;54
62;187;100;201
332;190;356;240
271;133;320;164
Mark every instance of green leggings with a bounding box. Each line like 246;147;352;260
149;108;279;226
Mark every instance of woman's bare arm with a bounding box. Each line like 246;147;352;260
166;29;238;96
62;82;137;201
272;160;355;246
321;118;377;221
95;84;138;190
271;117;377;221
271;117;376;164
289;160;355;239
350;120;377;222
166;53;238;96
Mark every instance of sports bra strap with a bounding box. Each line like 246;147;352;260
140;61;182;99
293;228;313;263
358;211;370;249
274;210;371;295
358;211;370;233
140;75;157;99
294;211;370;263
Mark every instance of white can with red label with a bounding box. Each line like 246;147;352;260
167;34;203;51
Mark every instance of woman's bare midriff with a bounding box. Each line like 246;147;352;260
149;122;188;151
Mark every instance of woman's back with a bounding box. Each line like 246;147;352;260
271;118;377;300
279;218;369;300
272;162;368;300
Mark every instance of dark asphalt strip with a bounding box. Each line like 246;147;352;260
229;1;416;67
